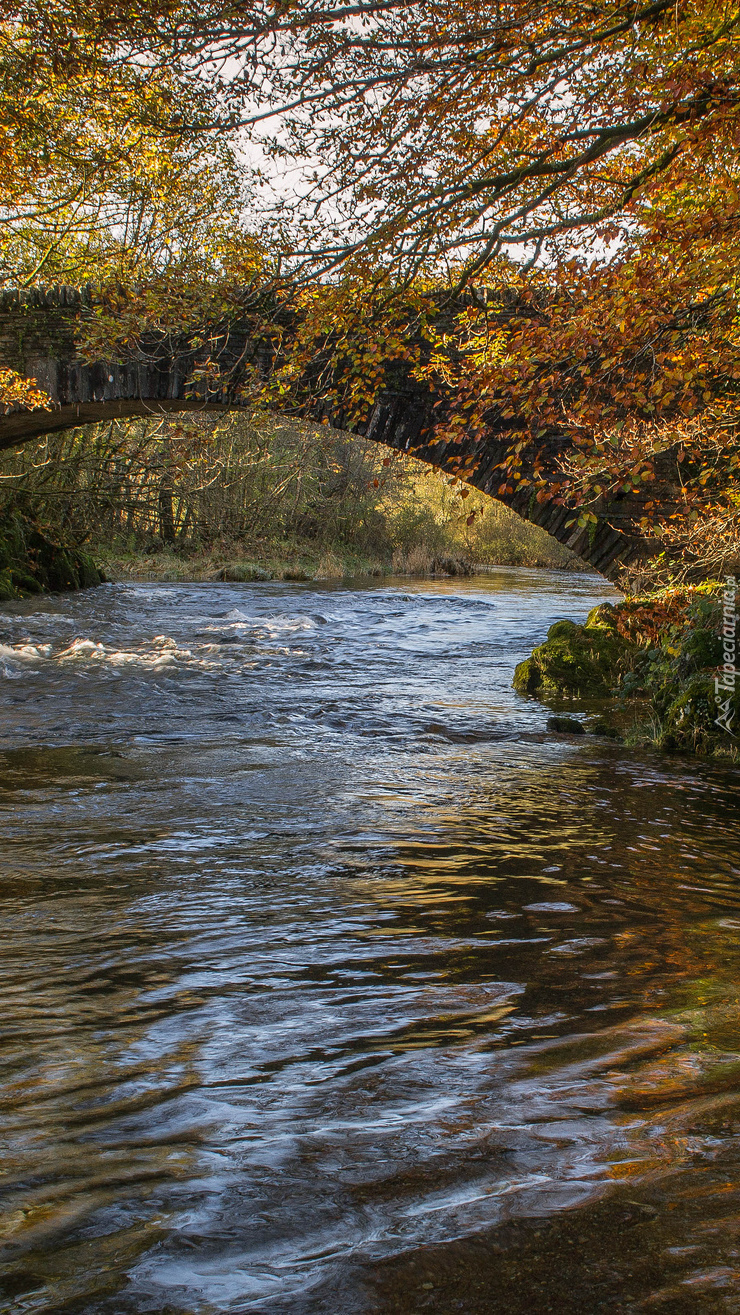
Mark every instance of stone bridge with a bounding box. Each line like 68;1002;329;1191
0;286;678;582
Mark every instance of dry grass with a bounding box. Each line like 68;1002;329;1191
314;551;345;579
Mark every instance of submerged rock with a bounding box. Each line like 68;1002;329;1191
546;715;586;734
588;719;623;740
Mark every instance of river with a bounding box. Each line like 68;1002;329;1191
1;569;740;1314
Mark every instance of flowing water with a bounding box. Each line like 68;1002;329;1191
1;569;740;1314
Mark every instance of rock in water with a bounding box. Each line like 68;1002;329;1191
546;716;586;734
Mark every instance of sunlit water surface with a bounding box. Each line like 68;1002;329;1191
1;570;740;1314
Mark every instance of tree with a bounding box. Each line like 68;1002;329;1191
8;0;736;280
2;0;740;579
0;0;268;409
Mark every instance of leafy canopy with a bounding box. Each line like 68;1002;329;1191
6;0;737;279
2;0;740;577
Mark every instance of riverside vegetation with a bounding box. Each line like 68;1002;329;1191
0;412;582;598
514;586;739;761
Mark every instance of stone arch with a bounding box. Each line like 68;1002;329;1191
0;286;672;580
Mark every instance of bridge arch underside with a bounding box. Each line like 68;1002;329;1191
0;392;649;583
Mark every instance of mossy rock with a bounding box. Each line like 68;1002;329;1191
514;588;737;761
588;719;623;740
585;602;619;630
513;656;541;694
661;675;740;753
10;568;42;594
513;620;631;697
546;619;580;641
218;564;273;582
0;511;105;600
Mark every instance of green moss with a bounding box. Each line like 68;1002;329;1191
546;619;580;641
10;568;42;594
645;676;740;758
512;656;541;695
0;511;105;601
513;619;632;698
585;602;619;630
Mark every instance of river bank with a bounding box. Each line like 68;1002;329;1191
92;536;592;585
0;418;585;599
514;582;739;761
0;510;587;597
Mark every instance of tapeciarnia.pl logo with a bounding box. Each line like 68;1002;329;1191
715;574;738;735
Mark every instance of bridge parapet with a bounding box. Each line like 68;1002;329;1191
0;285;265;442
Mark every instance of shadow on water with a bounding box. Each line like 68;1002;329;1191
0;571;739;1312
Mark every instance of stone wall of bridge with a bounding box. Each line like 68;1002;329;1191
0;286;261;442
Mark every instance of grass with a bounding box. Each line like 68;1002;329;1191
95;538;390;584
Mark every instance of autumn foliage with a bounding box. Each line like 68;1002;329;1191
1;0;740;578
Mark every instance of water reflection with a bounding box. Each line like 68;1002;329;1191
0;571;739;1312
